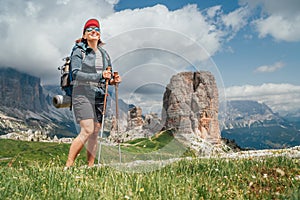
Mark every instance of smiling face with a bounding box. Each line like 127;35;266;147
83;26;100;42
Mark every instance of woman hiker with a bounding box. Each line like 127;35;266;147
65;18;121;168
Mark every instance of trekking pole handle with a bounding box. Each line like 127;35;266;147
113;71;119;81
102;66;112;82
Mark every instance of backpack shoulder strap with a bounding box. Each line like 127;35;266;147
71;42;87;57
98;46;111;67
68;42;88;84
70;42;87;69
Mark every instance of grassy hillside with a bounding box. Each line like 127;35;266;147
0;136;299;199
0;130;187;167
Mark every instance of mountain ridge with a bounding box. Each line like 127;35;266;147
1;67;299;149
220;100;300;149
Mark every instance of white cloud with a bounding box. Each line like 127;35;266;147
221;7;249;33
225;83;300;113
102;4;222;56
254;15;300;42
254;61;284;73
240;0;300;41
206;5;222;18
25;1;42;17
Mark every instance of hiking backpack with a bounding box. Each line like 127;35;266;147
58;45;86;97
58;56;72;96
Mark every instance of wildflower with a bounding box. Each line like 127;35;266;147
263;174;268;178
249;182;254;188
275;168;285;176
139;188;145;192
252;175;256;179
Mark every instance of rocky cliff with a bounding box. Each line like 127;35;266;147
0;68;75;141
0;68;47;113
162;71;221;145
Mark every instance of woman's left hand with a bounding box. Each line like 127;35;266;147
114;74;122;83
110;73;122;85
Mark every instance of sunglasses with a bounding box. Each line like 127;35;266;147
85;27;100;32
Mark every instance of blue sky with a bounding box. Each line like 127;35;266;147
0;0;299;114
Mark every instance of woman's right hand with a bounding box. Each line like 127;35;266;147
102;70;112;79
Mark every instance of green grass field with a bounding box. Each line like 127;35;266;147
0;134;299;199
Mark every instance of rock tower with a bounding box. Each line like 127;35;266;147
162;71;221;145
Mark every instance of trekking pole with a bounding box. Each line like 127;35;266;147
114;71;122;163
97;66;111;166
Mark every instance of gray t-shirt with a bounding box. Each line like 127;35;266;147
95;49;103;73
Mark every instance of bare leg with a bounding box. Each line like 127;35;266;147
87;122;101;166
66;119;94;167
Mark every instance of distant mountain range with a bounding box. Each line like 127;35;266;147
1;67;300;149
220;100;300;149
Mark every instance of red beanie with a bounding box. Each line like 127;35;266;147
83;19;100;32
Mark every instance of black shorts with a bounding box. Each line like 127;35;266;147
73;95;104;124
